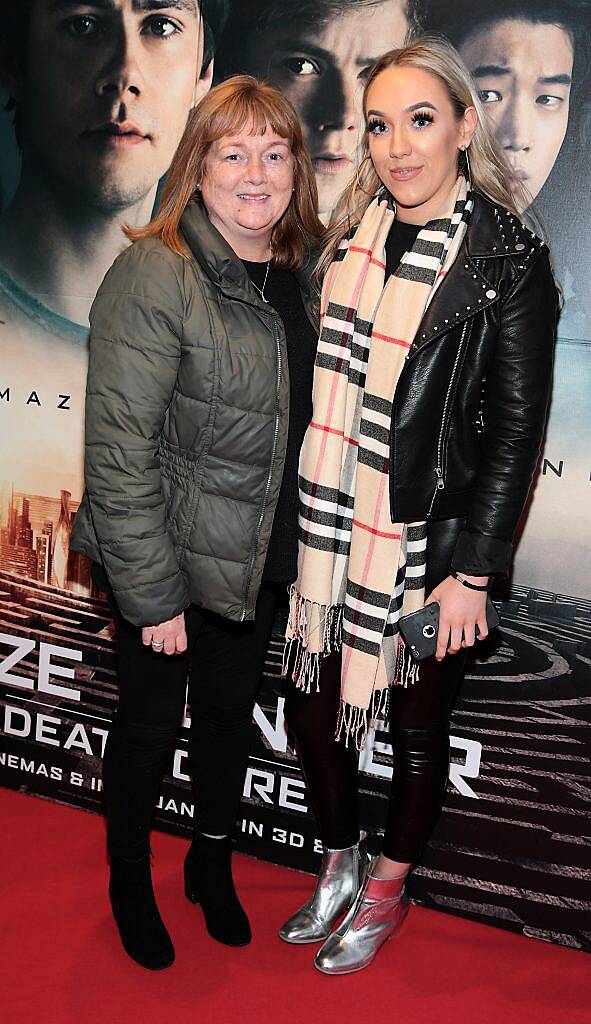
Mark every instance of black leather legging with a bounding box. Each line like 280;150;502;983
285;517;467;864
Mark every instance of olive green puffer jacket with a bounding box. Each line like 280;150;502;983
71;200;319;626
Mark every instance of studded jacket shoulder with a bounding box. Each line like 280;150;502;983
388;191;559;577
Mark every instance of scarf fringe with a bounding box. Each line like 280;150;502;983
394;638;421;689
283;585;343;688
333;642;421;750
335;684;392;751
286;584;344;650
282;640;322;694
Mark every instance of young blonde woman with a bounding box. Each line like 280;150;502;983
280;37;558;974
71;77;322;970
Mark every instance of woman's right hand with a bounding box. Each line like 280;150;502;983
142;613;187;656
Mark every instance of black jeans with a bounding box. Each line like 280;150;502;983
102;580;279;861
285;518;467;865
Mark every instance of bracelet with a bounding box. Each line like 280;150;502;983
451;571;490;592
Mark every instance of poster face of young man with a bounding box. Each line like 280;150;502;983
24;1;207;209
215;0;412;220
425;2;588;232
458;20;573;209
0;0;214;594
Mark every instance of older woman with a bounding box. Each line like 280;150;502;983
71;76;322;970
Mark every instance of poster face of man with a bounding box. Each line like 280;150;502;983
16;0;206;211
1;0;211;329
458;19;573;208
235;0;409;219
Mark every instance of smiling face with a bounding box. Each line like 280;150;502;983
199;128;295;256
18;0;208;211
459;19;573;207
240;1;408;218
365;65;476;224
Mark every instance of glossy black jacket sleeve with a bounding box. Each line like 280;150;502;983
451;250;558;577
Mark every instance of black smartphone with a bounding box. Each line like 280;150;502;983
398;594;500;661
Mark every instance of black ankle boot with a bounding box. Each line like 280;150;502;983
109;854;175;970
184;834;251;947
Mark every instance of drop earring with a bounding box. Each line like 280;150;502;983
460;145;472;189
354;154;378;196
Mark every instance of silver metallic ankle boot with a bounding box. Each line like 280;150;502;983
279;838;368;944
314;862;410;974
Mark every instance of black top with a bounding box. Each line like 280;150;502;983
243;258;317;584
385;219;423;278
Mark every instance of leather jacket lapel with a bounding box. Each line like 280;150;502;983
408;192;532;358
410;249;499;356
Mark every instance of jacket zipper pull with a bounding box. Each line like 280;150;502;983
435;467;445;490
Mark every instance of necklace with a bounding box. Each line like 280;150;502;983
250;258;271;303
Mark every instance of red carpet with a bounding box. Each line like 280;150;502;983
1;790;589;1024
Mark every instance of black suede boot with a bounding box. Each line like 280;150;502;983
184;834;251;946
109;854;175;970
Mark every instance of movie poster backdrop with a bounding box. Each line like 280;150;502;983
1;1;590;951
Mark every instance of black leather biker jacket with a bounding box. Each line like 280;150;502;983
389;191;558;577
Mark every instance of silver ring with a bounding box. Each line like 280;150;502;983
151;641;164;650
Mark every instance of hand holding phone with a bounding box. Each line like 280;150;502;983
398;594;500;661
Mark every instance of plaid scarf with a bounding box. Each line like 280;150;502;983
284;176;473;748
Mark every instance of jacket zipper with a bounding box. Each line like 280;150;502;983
426;321;470;518
240;313;283;620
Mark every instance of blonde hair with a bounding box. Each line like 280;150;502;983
321;35;526;273
128;76;323;271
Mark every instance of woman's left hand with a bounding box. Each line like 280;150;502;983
425;575;489;661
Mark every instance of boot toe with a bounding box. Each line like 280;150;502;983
314;933;371;975
121;933;175;971
279;908;329;944
205;903;252;947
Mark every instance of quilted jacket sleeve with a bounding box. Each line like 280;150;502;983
451;248;559;577
83;243;191;625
